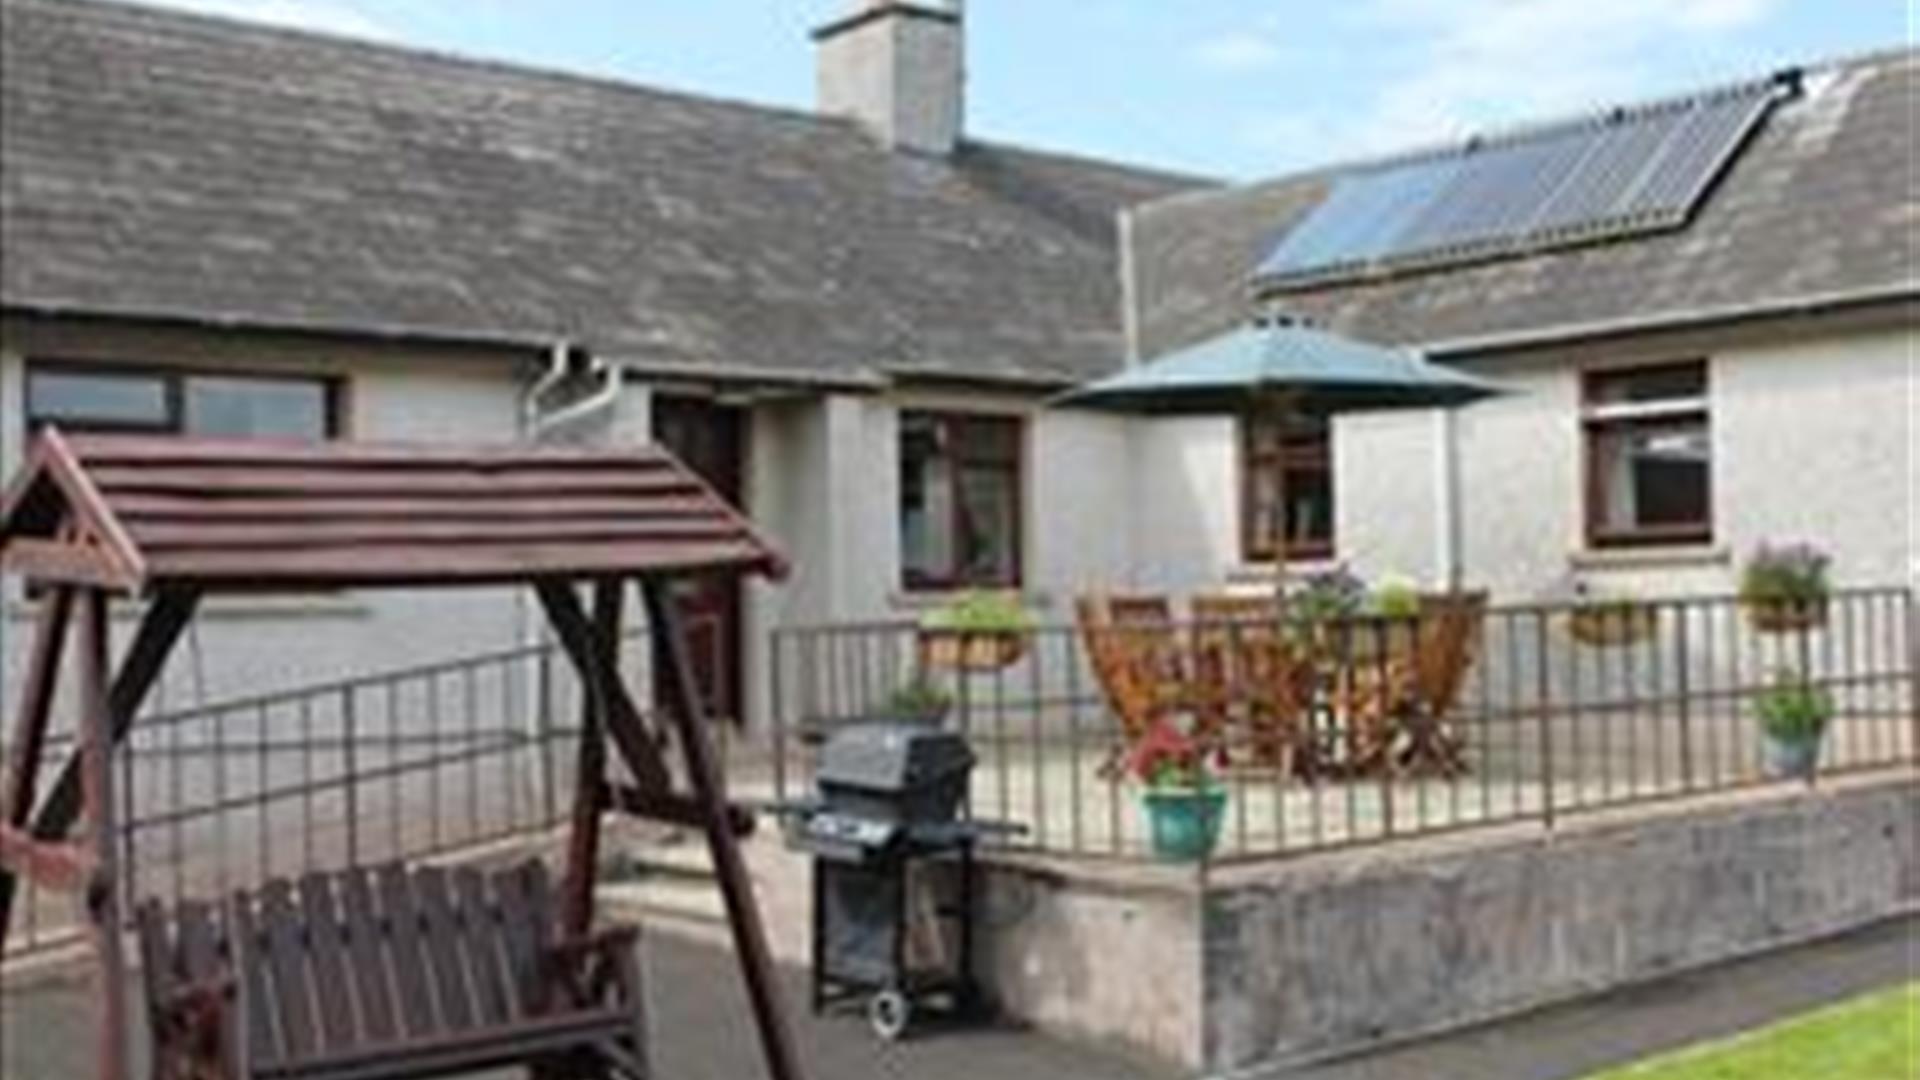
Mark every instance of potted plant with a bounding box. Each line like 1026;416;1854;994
1566;584;1658;648
1741;542;1830;634
1351;575;1424;663
1755;671;1832;780
884;676;953;727
918;590;1033;672
1287;564;1369;658
1127;719;1228;862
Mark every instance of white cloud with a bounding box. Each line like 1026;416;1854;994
1190;30;1283;73
1248;0;1781;164
127;0;395;40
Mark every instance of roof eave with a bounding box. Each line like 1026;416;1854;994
1418;285;1918;359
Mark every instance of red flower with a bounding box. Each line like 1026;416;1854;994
1126;718;1218;789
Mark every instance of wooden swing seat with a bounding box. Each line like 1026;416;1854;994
136;859;647;1080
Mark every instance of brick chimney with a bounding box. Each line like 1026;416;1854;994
813;1;964;156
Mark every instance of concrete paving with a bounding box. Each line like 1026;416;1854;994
4;913;1912;1078
0;931;1171;1080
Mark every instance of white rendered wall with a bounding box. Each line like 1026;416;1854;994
0;317;530;716
1115;319;1916;603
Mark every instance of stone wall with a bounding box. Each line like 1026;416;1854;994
1199;773;1918;1074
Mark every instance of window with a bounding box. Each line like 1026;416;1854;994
27;364;337;440
1242;413;1333;562
1583;361;1711;547
900;411;1022;589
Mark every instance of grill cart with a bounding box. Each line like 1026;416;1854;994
777;722;1008;1041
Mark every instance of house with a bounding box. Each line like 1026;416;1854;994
2;0;1911;733
0;0;1205;723
1118;51;1916;603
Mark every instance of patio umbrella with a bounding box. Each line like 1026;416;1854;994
1053;315;1505;595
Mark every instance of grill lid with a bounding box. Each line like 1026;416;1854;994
815;724;974;795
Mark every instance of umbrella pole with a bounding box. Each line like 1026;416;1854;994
1264;388;1301;607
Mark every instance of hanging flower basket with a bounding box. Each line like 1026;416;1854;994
1745;598;1828;635
917;591;1033;672
1740;542;1831;636
1567;603;1657;647
917;629;1029;672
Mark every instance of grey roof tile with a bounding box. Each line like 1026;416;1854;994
0;0;1207;384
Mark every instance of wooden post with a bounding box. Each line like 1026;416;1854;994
23;589;198;846
534;583;673;799
559;579;620;938
643;579;803;1080
0;586;75;952
78;589;129;1080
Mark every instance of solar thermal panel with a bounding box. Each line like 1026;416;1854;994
1257;74;1795;288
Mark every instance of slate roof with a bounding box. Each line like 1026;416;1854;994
1128;49;1918;360
0;0;1206;387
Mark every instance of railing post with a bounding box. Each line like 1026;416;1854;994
341;686;358;869
1906;587;1919;767
1677;601;1693;792
769;628;787;804
537;644;558;826
1536;610;1555;831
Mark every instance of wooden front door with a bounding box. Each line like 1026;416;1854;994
651;396;746;726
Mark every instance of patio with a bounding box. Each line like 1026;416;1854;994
769;587;1918;862
0;932;1167;1080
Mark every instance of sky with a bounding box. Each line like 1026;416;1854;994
125;0;1911;180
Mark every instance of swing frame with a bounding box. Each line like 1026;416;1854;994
0;428;804;1080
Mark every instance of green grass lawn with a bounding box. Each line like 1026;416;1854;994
1587;983;1917;1080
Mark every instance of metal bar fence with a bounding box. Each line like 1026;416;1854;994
0;631;657;961
770;587;1918;865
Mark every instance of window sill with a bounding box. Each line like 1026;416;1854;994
888;588;1052;614
1228;558;1340;584
1568;545;1731;572
7;594;374;623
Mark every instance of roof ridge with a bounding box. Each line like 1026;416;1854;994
962;138;1220;191
17;0;1202;188
1183;44;1917;200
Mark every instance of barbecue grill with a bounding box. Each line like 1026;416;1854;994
777;722;1005;1040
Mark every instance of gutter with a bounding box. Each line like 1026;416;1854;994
0;302;888;392
1419;285;1916;359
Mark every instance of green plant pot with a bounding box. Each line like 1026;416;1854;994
1763;733;1823;780
1141;787;1227;862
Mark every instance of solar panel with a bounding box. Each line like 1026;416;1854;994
1256;73;1797;289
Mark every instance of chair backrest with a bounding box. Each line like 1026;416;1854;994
1074;593;1182;744
138;860;560;1074
1412;590;1489;713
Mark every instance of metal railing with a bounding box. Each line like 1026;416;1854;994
770;587;1918;865
0;632;645;958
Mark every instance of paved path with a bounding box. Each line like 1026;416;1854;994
0;931;1169;1080
1270;914;1917;1080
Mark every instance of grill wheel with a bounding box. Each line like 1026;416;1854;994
867;986;913;1042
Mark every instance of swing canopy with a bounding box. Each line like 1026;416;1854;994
0;428;788;593
0;427;807;1080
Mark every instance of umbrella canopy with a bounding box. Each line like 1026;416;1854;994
1054;320;1502;415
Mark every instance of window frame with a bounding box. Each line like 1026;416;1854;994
1239;411;1336;564
1581;359;1713;549
25;359;346;440
898;409;1025;592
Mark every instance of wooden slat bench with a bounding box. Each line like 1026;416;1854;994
136;860;647;1080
